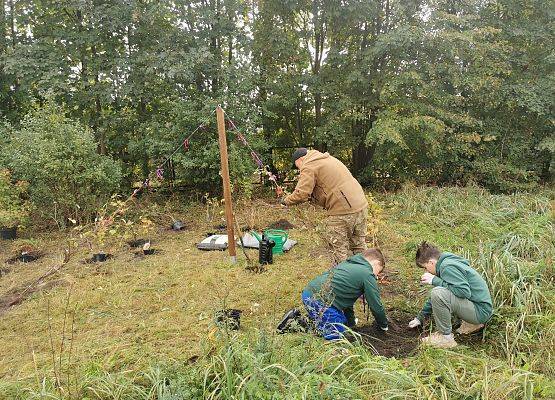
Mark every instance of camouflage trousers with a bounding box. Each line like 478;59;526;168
324;208;368;265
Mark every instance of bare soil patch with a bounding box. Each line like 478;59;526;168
127;238;151;248
353;310;422;358
6;251;45;264
267;219;295;230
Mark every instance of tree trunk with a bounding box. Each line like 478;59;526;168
352;140;375;182
0;0;5;52
91;45;106;155
351;116;376;181
8;0;14;47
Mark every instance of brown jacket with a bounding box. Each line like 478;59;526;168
284;150;368;216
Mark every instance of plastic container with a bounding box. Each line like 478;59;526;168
251;229;289;255
263;229;288;254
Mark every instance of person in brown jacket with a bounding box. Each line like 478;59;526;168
281;148;368;264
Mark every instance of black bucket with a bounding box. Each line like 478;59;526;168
92;253;108;262
0;227;17;240
215;309;242;330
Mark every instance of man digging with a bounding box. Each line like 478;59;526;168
279;148;368;265
408;242;493;348
280;248;388;340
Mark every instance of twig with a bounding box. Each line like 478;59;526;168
67;305;77;399
233;219;253;266
46;297;61;392
58;284;73;389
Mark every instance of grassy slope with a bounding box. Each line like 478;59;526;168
0;186;553;399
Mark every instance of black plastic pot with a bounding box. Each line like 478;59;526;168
143;248;155;255
20;253;38;263
0;226;17;240
92;253;108;262
215;309;242;330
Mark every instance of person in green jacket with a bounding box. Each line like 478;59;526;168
301;248;388;340
408;242;493;348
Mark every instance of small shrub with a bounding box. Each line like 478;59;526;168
3;101;122;227
0;169;29;228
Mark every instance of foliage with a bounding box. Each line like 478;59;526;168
1;102;122;226
0;0;552;198
0;168;28;227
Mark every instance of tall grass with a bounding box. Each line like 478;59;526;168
2;186;554;399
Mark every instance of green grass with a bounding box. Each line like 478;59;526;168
0;185;553;399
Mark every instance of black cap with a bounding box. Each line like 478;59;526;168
291;148;308;169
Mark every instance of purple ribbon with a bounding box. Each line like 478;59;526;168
251;151;263;168
156;168;164;180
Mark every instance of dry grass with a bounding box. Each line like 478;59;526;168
0;198;337;382
0;187;553;399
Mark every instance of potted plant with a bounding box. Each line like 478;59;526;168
0;169;29;240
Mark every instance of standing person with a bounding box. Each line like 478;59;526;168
408;242;493;348
299;248;388;340
280;148;368;264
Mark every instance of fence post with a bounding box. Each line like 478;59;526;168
216;106;237;263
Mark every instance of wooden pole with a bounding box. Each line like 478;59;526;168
216;105;237;263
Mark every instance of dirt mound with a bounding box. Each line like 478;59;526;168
267;219;295;230
353;310;422;358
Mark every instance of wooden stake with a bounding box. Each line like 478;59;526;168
216;106;237;263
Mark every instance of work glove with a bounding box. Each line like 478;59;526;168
420;272;434;285
408;318;421;328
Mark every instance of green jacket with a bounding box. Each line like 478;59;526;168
304;254;388;329
418;252;493;323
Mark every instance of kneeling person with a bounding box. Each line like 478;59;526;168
409;242;493;348
302;248;388;340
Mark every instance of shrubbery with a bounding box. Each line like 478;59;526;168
1;102;122;227
0;169;28;228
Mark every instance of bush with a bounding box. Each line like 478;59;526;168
2;102;122;227
0;169;28;228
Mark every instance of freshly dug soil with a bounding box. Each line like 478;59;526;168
127;239;150;248
133;249;161;258
6;251;44;264
267;219;295;230
353;310;422;358
83;254;113;264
